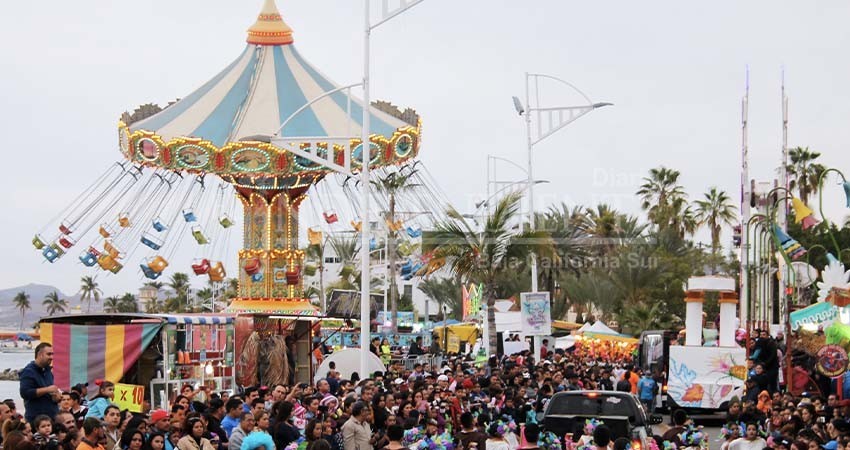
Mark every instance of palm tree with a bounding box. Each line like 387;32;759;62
694;187;738;256
426;191;554;356
13;292;31;330
535;204;589;310
103;296;121;313
618;301;674;336
42;291;68;316
167;272;191;310
417;277;463;321
119;293;139;313
305;243;327;311
372;166;419;332
79;276;102;313
196;288;213;312
143;281;163;313
636;167;688;230
786;147;826;204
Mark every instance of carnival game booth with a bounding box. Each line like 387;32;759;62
39;313;235;410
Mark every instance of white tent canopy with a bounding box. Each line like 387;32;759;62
581;321;620;335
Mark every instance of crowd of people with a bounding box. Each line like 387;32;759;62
4;331;843;450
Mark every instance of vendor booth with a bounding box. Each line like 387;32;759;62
40;314;236;410
432;322;479;354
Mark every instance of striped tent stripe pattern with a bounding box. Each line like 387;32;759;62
40;323;162;390
130;44;408;147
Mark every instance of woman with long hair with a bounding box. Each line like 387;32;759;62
143;433;166;450
272;401;300;450
85;380;116;419
120;429;145;450
176;417;215;450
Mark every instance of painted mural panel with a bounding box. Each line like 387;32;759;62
668;345;747;409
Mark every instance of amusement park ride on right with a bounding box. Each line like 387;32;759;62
31;0;440;385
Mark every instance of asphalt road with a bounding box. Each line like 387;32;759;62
653;420;724;450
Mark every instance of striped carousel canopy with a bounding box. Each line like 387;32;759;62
127;0;416;150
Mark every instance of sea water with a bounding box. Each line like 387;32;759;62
0;351;36;412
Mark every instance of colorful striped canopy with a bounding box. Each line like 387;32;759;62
156;315;234;325
40;323;161;390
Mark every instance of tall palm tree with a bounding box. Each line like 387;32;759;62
618;301;674;336
143;281;163;313
167;272;191;311
636;167;688;230
79;276;102;313
13;292;31;330
305;243;327;311
417;277;463;321
103;296;121;313
196;288;213;312
372;166;419;332
786;147;826;204
42;291;68;316
426;191;554;356
535;204;588;308
694;187;738;255
119;293;139;312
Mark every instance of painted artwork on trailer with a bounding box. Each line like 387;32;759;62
668;346;746;409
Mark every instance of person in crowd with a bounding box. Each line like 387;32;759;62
20;343;60;424
144;433;166;450
342;402;372;450
221;399;243;438
227;414;254;450
177;417;216;450
119;429;145;450
77;417;106;450
84;381;115;420
636;371;657;413
729;422;767;450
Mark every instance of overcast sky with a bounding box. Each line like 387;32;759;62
2;1;850;297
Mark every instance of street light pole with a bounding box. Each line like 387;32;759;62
516;73;610;359
359;0;426;379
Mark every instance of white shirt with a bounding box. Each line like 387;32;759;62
729;437;766;450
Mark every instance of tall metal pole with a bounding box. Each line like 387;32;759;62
526;73;537;293
778;74;789;330
740;69;750;330
524;73;542;360
360;0;372;379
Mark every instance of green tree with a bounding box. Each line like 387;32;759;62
79;276;102;313
196;288;213;312
786;147;826;204
695;187;738;259
426;191;553;356
42;291;68;316
418;277;463;321
164;272;191;313
618;301;674;336
372;166;419;332
13;292;31;330
119;293;139;313
103;296;121;313
636;167;689;231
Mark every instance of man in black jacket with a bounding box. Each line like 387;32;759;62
20;342;60;424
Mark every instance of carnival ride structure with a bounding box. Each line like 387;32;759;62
32;0;453;384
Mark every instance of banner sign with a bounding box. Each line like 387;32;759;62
114;383;145;413
520;292;551;336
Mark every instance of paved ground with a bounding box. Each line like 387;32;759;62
652;422;723;450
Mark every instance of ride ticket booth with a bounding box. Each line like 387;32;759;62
39;313;237;411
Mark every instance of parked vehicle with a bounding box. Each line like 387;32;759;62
543;390;662;449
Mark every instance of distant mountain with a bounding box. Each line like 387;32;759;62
0;283;83;329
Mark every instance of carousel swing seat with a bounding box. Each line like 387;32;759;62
182;208;197;223
141;233;163;251
400;259;413;277
208;262;226;282
147;255;169;273
59;236;76;249
369;237;378;251
99;224;113;238
385;219;404;232
97;254;123;273
219;214;233;228
351;220;362;232
103;240;121;259
307;228;322;246
59;221;73;235
140;264;162;280
42;244;61;263
191;226;209;245
402;262;425;281
303;263;318;277
406;227;422;238
323;211;339;224
243;258;262;275
32;234;46;250
285;269;300;285
79;251;98;267
118;213;131;228
192;258;211;275
152;218;168;232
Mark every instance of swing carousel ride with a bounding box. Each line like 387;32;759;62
32;0;451;385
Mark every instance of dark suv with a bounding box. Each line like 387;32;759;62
543;391;663;449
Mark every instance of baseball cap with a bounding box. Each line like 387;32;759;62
822;442;838;450
437;375;449;382
393;378;404;385
149;409;170;423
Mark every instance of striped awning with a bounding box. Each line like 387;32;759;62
156;315;235;325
